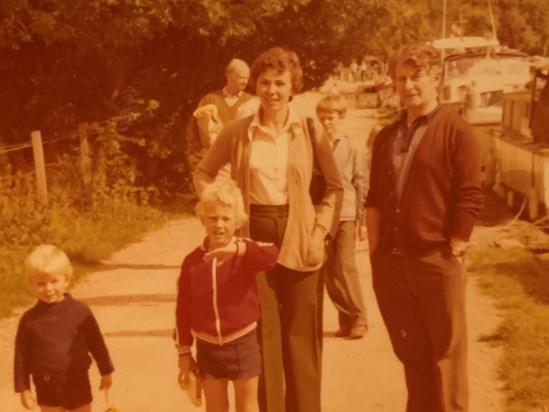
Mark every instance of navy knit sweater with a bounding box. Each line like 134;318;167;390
14;294;114;392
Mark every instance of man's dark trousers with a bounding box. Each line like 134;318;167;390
370;247;468;412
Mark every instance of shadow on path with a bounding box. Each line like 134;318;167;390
105;329;173;338
81;294;176;306
93;263;181;272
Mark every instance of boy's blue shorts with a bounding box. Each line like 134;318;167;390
32;369;92;409
197;329;261;380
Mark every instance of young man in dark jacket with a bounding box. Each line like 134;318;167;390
365;43;483;412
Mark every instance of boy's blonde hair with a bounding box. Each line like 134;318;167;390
316;94;347;117
25;245;73;282
195;178;248;228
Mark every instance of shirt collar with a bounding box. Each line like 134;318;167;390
399;105;440;129
248;105;302;141
201;236;236;251
223;88;242;99
330;132;345;142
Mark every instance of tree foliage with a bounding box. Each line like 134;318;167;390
1;0;548;199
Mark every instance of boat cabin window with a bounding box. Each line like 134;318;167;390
531;73;549;143
480;90;503;108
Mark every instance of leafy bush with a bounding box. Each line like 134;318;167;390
0;165;173;318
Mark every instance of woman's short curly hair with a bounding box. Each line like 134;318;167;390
195;178;248;228
250;46;304;94
388;43;442;79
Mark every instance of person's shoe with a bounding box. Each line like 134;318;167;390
334;327;350;338
347;325;368;340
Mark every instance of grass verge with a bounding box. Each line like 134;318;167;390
0;201;192;319
468;246;549;411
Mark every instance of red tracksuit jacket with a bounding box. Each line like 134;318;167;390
175;237;278;348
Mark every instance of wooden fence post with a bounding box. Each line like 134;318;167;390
31;130;48;204
78;122;93;207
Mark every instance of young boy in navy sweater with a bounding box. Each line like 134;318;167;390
175;178;278;412
14;245;114;412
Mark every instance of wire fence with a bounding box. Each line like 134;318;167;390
0;142;33;154
0;125;94;205
0;131;81;155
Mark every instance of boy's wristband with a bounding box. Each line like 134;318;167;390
177;345;192;355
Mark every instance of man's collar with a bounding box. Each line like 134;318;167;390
400;105;440;127
325;133;344;145
223;87;243;99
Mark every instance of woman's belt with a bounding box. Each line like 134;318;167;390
249;204;289;217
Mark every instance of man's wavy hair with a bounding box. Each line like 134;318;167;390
250;46;304;95
388;43;442;79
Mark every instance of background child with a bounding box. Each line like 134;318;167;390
316;94;369;339
14;245;114;412
175;178;278;412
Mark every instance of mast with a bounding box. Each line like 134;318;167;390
440;0;447;77
442;0;447;39
487;0;497;40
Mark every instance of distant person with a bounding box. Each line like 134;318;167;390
193;46;343;412
359;59;368;82
14;245;114;412
197;58;254;125
316;94;368;339
334;61;344;80
367;60;381;82
374;64;394;108
191;58;254;177
175;178;278;412
350;58;359;82
365;43;483;411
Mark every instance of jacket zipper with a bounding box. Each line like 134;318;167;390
211;258;223;345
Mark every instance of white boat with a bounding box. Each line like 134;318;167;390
432;36;500;51
490;64;549;220
433;37;532;179
443;51;531;108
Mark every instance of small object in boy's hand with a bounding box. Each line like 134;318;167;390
179;372;202;407
103;388;118;412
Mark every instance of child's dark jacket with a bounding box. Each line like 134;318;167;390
14;294;114;392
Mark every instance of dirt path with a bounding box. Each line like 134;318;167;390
0;93;505;411
0;217;504;411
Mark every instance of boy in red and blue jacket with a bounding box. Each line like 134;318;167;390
175;178;278;411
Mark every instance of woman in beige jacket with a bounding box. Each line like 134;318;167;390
193;46;343;412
